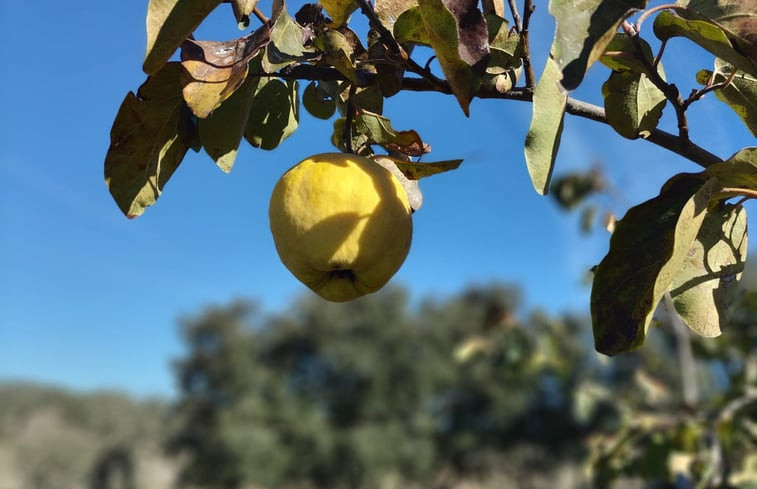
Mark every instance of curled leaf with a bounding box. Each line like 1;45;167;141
696;59;757;136
105;63;196;218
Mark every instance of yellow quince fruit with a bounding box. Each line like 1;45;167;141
269;152;413;302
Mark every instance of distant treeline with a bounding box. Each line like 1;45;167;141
1;279;755;489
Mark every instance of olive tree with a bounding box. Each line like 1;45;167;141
104;0;756;355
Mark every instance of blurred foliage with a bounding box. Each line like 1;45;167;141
1;274;754;489
168;277;756;489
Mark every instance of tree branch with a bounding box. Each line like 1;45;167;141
274;66;724;168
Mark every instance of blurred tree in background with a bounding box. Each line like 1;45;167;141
167;275;756;489
1;275;753;489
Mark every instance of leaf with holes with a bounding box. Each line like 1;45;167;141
180;27;270;118
105;63;196;218
591;175;720;355
303;81;336;120
144;0;223;75
549;0;647;91
669;204;748;337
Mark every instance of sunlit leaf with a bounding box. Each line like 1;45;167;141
377;156;463;179
702;146;757;188
199;75;259;172
180;26;270;118
697;59;757;136
524;56;567;194
244;79;299;150
669;204;748;337
602;70;667;139
144;0;223;75
549;0;647;91
487;15;522;59
654;10;756;77
591;176;720;355
678;0;757;75
263;7;317;73
354;110;429;155
416;0;484;115
394;7;430;45
320;0;358;26
375;0;418;31
372;155;424;211
231;0;259;29
105;63;196;218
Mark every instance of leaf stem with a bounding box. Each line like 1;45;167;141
353;0;447;90
634;4;688;33
714;188;757;201
682;69;738;111
252;7;269;24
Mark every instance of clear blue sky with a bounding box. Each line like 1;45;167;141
0;1;753;398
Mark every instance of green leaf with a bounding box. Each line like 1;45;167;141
244;79;299;150
697;60;757;136
416;0;482;115
602;70;667;139
702;146;757;188
180;26;270;118
379;157;463;179
549;0;647;91
394;7;430;45
375;0;419;31
654;10;756;77
335;110;429;156
144;0;223;75
487;14;522;60
669;204;748;337
262;8;316;73
313;29;359;83
231;0;259;29
600;33;658;75
199;75;259;172
105;63;196;218
591;176;720;355
320;0;359;26
678;0;757;75
303;81;337;120
524;57;567;195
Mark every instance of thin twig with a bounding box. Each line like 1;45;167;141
635;4;688;33
353;0;447;90
682;69;738;111
508;0;523;32
271;65;724;168
521;0;536;88
252;6;269;24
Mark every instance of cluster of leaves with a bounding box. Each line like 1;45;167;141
104;0;756;356
168;281;757;489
